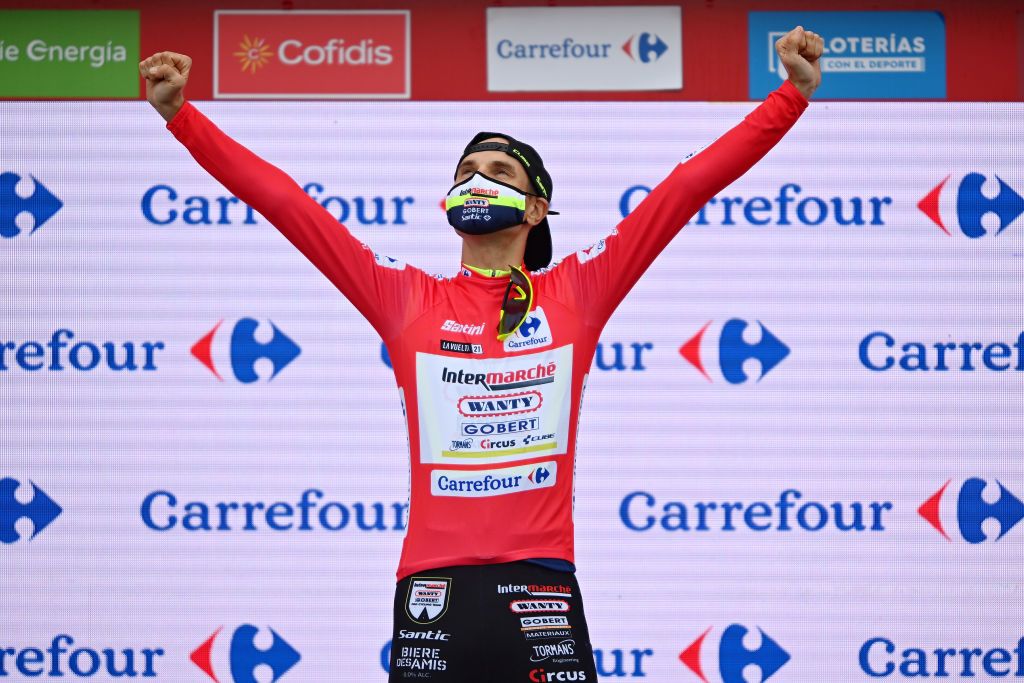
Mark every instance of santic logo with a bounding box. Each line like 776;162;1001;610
621;33;668;63
918;172;1024;238
192;318;300;383
680;319;790;384
0;477;62;544
680;625;790;683
215;11;410;99
191;625;300;683
1;171;63;239
918;477;1024;544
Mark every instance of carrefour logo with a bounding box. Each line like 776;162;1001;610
0;635;164;678
680;625;790;683
621;33;667;63
192;318;301;383
918;477;1024;543
0;171;63;239
0;477;62;544
620;182;893;227
680;319;790;384
860;636;1024;678
918;172;1024;238
0;330;166;374
192;625;300;682
620;489;892;533
859;331;1024;372
139;183;413;226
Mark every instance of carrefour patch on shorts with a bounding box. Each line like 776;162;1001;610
0;10;139;97
748;11;946;100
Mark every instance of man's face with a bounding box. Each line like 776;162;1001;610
454;137;533;195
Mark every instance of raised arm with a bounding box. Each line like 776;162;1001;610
544;27;824;328
140;51;421;341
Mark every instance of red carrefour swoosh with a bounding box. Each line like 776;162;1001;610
918;479;952;541
190;627;221;682
680;321;712;383
679;626;711;682
917;175;950;235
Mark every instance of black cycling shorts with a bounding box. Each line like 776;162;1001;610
388;561;597;682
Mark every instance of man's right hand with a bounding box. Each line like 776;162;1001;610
139;51;191;123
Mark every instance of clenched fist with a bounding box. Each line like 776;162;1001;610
139;51;192;123
775;26;823;100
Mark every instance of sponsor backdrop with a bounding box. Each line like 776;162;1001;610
2;97;1022;680
0;0;1021;101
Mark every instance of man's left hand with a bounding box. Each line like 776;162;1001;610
775;26;823;100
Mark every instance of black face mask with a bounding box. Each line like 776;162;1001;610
445;172;528;235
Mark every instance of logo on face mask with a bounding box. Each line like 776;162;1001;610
446;172;527;235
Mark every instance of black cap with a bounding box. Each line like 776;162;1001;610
458;132;556;271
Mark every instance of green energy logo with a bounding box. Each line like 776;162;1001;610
0;10;139;97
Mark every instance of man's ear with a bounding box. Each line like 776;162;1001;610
525;195;549;227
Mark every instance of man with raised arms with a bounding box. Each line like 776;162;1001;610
140;26;823;681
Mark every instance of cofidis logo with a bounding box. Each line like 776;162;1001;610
680;625;790;683
192;625;300;682
214;10;409;99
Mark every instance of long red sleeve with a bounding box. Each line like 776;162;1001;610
166;101;430;342
541;80;809;327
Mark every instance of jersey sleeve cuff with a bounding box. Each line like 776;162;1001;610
778;79;810;107
165;100;195;135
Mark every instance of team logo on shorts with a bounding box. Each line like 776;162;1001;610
406;577;452;624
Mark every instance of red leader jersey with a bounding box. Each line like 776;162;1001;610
167;81;808;579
